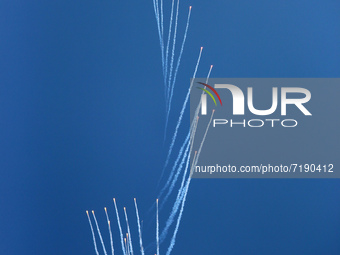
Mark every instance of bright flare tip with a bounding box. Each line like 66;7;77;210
104;207;107;211
189;6;192;10
92;210;94;214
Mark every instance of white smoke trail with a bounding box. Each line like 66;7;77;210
194;110;215;168
160;0;164;41
87;3;213;253
164;0;175;94
156;199;160;255
165;168;190;255
180;65;214;181
124;207;134;255
153;0;161;44
166;6;192;128
133;198;145;255
166;110;215;255
163;148;198;243
187;65;213;163
163;47;203;170
206;65;213;83
158;46;202;190
162;108;213;242
159;146;192;242
160;105;200;240
165;146;199;255
158;132;189;198
158;104;199;191
161;142;196;242
192;65;214;127
153;0;165;80
104;207;115;255
160;58;204;204
191;110;215;182
152;0;158;21
153;0;167;100
188;64;212;151
161;140;190;207
126;234;130;255
161;122;198;241
159;0;165;78
160;112;199;210
86;211;100;255
166;0;180;106
124;238;128;255
113;198;127;255
189;116;199;153
92;210;108;255
162;112;199;207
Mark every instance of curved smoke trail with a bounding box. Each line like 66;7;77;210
163;46;203;174
166;110;215;255
164;0;175;96
86;2;217;255
166;0;180;107
165;6;192;131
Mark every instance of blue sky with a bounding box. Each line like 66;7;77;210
0;0;339;254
